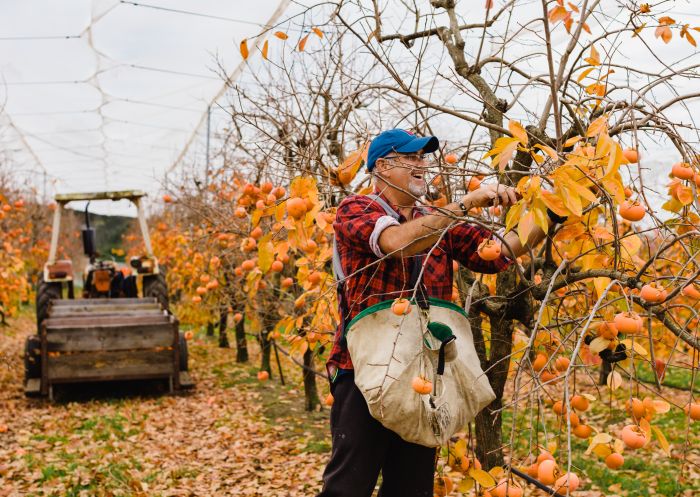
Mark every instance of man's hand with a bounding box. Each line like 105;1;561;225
462;184;520;210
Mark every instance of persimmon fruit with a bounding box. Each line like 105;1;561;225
619;200;645;221
671;161;694;180
477;239;501;261
444;153;458;164
492;479;522;497
554;356;570;372
554;472;580;493
532;353;548;372
281;277;294;289
640;283;665;303
250;226;263;240
411;376;432;395
573;424;592;439
233;313;243;323
681;284;700;299
622;148;639;163
613;311;642;333
270;260;284;272
571;395;589;411
286;197;307;219
605;452;624;469
685;402;700;420
257;370;269;381
537;459;558;485
392;298;411;316
621;424;647;448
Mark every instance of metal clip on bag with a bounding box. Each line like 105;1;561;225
332;195;496;447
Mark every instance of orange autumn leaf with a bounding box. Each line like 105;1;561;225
312;27;324;38
261;40;269;60
298;34;309;52
274;31;289;40
240;39;249;60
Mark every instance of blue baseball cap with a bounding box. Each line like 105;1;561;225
366;129;439;171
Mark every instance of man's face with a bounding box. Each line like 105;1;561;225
376;151;432;198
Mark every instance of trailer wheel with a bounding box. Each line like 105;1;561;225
179;331;189;371
36;275;62;333
24;335;42;381
143;273;169;311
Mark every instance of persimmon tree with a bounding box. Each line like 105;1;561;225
155;0;700;494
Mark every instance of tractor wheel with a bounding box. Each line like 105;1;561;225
24;335;42;381
143;272;169;312
36;275;62;333
178;331;189;371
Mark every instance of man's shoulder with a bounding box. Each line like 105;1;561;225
337;194;385;214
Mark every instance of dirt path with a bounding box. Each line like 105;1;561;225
0;315;329;497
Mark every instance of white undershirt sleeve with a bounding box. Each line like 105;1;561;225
369;215;401;258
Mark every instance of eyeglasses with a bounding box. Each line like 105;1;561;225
383;154;435;166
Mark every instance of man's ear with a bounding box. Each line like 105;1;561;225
374;158;389;178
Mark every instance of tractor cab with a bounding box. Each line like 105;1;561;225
39;191;168;327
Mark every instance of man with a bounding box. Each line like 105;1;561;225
318;129;557;497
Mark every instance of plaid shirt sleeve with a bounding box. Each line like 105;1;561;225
448;223;512;274
334;195;391;255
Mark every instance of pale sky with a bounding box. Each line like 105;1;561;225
0;0;292;215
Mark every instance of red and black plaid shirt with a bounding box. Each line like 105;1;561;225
327;192;512;375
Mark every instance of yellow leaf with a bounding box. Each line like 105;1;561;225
312;27;324;38
586;115;608;137
590;432;613;446
457;477;475;493
620;339;648;357
261;40;269;60
651;426;671;455
607;370;623;391
639;417;652;439
532;204;549;234
533;143;558;161
584;45;600;66
258;239;274;272
508;120;529;145
593;277;611;299
505;201;524;233
240;39;249;60
452;439;467;459
274;31;289;40
498;139;520;172
469;468;496;488
539;190;568;217
589;336;611;354
489;466;504;478
518;211;535;245
563;135;582;148
298;34;309;51
592;444;613;458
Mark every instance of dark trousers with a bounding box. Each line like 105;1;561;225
317;374;436;497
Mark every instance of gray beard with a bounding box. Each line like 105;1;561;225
409;180;427;198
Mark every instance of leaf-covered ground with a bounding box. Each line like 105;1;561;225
1;313;698;496
0;315;329;497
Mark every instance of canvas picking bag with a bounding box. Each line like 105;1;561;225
332;194;496;447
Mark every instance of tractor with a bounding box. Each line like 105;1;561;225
24;191;192;399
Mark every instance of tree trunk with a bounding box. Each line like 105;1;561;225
206;321;215;337
599;359;612;385
234;317;248;363
218;309;229;348
259;332;272;374
303;347;320;411
475;270;517;469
